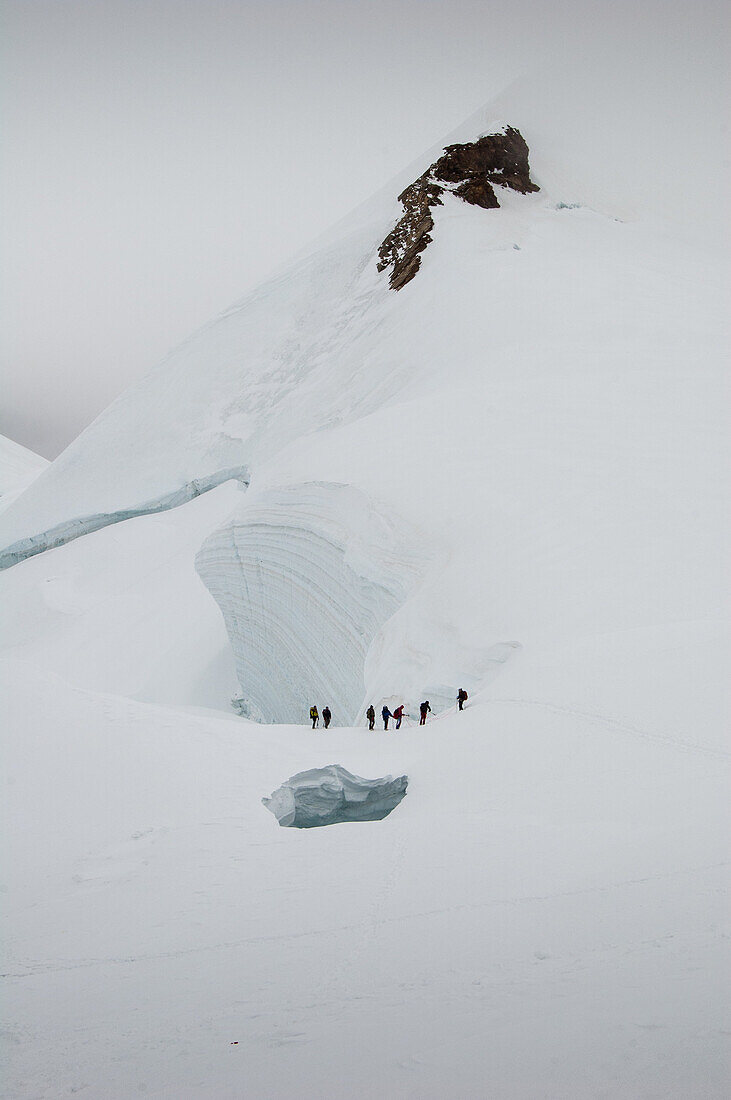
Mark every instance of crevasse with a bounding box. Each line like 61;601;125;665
0;467;249;570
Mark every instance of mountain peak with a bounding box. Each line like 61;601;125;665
377;125;538;290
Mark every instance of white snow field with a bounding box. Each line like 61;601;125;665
2;660;728;1099
1;28;729;1100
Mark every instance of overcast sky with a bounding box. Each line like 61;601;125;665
1;1;725;457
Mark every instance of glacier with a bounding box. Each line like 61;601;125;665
262;765;408;828
1;18;729;1099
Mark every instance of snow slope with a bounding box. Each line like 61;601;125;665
2;8;728;556
1;20;729;1098
3;184;726;730
0;481;243;706
3;659;728;1100
0;433;48;515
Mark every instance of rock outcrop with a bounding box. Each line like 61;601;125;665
262;765;408;828
377;125;539;290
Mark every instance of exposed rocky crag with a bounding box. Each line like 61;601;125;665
377;125;539;290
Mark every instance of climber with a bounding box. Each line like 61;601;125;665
322;706;332;729
393;704;405;729
419;700;431;725
382;705;392;730
366;705;376;731
310;705;319;729
457;688;468;711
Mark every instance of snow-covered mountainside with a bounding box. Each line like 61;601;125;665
1;109;726;724
1;45;728;1100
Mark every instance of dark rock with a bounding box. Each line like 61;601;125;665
377;125;539;290
454;178;500;210
433;127;538;193
377;175;438;292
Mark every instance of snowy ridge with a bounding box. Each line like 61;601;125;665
0;434;48;494
0;465;249;570
0;120;543;560
0;214;398;555
195;483;426;724
0;434;49;517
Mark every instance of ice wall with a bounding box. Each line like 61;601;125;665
195;483;421;724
